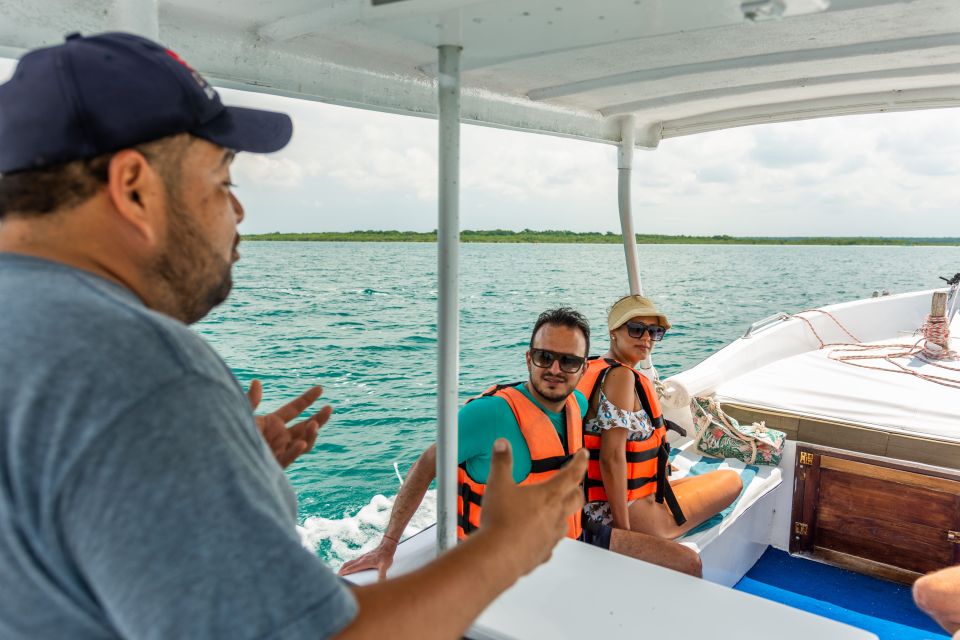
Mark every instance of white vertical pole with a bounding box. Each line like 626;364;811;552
112;0;160;39
436;43;462;552
617;115;643;296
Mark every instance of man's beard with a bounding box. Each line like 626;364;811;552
152;188;233;325
530;376;573;403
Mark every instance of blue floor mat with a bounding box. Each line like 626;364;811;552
734;548;949;639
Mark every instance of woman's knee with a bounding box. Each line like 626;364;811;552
718;470;743;499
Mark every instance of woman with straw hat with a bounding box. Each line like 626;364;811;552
577;295;742;540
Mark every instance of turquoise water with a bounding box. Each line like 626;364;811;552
196;241;960;563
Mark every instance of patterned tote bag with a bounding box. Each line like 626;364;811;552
691;396;785;466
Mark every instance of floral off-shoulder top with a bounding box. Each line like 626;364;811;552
582;386;656;526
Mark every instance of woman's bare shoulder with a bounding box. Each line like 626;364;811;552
602;366;638;409
604;365;636;388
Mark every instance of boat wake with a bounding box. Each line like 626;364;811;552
298;489;438;569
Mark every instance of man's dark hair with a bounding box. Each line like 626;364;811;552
529;307;590;357
0;135;190;220
0;154;113;219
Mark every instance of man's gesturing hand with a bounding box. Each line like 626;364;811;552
479;440;588;575
246;380;333;468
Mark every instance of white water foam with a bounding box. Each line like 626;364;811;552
298;489;438;570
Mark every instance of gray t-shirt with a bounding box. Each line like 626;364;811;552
0;254;357;639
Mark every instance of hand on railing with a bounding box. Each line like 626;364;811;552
339;536;399;581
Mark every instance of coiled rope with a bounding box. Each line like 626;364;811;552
792;308;960;390
922;315;953;359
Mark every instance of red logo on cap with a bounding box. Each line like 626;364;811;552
165;49;216;100
165;48;193;70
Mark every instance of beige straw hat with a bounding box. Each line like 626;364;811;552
607;295;671;331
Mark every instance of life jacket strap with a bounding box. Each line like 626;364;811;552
664;418;687;438
458;481;483;535
583;475;656;491
480;381;523;398
634;375;664;429
529;453;574;474
655;443;687;526
585;447;660;464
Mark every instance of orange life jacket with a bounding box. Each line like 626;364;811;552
456;383;583;540
576;357;686;526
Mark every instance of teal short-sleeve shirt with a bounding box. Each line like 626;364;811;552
458;384;588;484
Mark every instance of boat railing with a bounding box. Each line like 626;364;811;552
742;312;790;338
933;272;960;322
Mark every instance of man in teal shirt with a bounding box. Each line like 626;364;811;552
458;379;588;486
341;308;702;579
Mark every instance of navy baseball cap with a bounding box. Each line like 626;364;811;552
0;32;293;174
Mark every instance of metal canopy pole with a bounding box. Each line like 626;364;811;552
618;115;643;296
436;43;462;552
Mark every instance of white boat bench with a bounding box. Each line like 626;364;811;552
670;439;785;586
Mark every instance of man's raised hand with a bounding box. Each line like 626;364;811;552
246;380;333;468
479;440;588;575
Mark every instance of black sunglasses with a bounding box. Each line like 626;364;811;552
625;321;666;342
530;348;586;373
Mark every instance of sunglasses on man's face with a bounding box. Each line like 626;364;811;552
625;321;667;342
529;348;586;373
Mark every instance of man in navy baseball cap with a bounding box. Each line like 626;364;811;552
0;31;590;640
0;31;293;324
0;31;292;173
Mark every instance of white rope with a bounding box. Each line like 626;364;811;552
793;308;960;390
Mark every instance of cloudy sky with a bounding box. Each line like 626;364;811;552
3;57;958;236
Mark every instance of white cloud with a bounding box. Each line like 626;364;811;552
316;142;438;201
234;155;305;188
695;165;740;184
461;129;612;200
750;128;828;167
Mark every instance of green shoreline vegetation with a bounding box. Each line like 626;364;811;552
243;230;960;246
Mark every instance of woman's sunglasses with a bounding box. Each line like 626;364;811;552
529;348;586;373
625;321;667;342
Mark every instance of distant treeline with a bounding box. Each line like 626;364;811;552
243;230;960;246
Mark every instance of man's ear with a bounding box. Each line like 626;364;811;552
105;149;164;247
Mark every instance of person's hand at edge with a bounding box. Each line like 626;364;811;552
339;536;399;581
339;445;437;581
246;380;333;468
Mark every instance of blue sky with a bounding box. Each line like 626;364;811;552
3;57;959;236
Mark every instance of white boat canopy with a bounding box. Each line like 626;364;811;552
1;0;959;149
